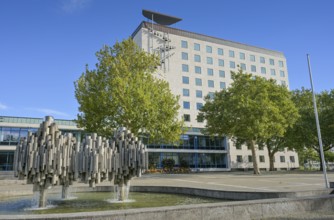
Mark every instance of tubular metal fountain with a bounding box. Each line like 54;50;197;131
13;116;148;207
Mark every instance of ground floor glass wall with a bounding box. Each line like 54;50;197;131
149;152;228;169
0;127;38;146
0;151;14;171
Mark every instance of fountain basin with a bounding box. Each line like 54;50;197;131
0;191;225;215
0;185;333;219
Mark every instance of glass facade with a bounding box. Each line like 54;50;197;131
0;127;37;145
0;151;14;171
148;135;228;169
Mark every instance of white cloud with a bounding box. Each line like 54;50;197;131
61;0;91;13
0;103;8;110
28;108;70;117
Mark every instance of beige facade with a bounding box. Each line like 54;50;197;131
132;21;299;171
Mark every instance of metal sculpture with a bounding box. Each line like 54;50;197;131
14;116;147;207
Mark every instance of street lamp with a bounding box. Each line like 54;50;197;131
306;54;329;188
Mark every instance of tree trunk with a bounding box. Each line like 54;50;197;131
249;140;260;175
269;153;275;171
318;151;324;171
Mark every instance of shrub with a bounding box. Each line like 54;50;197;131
162;158;175;172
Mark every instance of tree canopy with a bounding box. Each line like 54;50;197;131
287;88;334;170
198;69;299;174
74;38;183;143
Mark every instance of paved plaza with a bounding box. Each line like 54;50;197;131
1;171;333;193
1;171;334;219
132;171;333;192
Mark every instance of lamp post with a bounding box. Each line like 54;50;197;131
306;54;329;188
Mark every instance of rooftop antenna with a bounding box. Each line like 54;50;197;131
142;9;182;75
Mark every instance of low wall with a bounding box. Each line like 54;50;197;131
1;195;334;220
94;185;333;201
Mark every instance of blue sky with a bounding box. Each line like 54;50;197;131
0;0;333;120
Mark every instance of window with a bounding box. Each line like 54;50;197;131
195;78;202;86
270;69;276;76
250;55;256;62
181;40;188;48
258;145;264;150
218;48;224;55
260;57;265;64
279;61;284;67
280;156;285;163
182;64;189;72
259;155;265;163
207;68;214;76
194;43;200;51
240;63;246;71
219;70;225;78
281;80;286;86
197;117;204;123
269;59;275;65
251;65;256;72
236;143;242;150
183;114;190;122
230;61;235;69
208;80;214;88
237;155;243;163
196;90;202;98
183;88;190;97
229;50;235;58
183;101;190;109
261;67;266;74
206;45;212;53
240;52;245;60
220;82;226;89
208;92;215;99
196;103;203;110
195;66;201;74
194;54;201;62
290;156;295;163
248;155;253;163
207;57;213;65
182;76;189;84
280;70;285;77
218;59;224;67
182;52;188;60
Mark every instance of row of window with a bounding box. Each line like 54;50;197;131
181;41;285;67
183;101;203;110
148;135;226;150
0;126;82;146
182;64;226;77
182;89;222;98
236;155;296;163
0;127;38;145
182;63;285;78
149;152;227;169
183;114;204;123
182;76;226;89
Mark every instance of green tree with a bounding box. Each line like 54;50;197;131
74;38;183;142
258;137;286;171
198;70;299;174
288;88;334;171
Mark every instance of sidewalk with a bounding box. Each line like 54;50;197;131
1;171;332;195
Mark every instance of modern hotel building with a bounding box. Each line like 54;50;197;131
0;10;299;172
131;10;299;171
